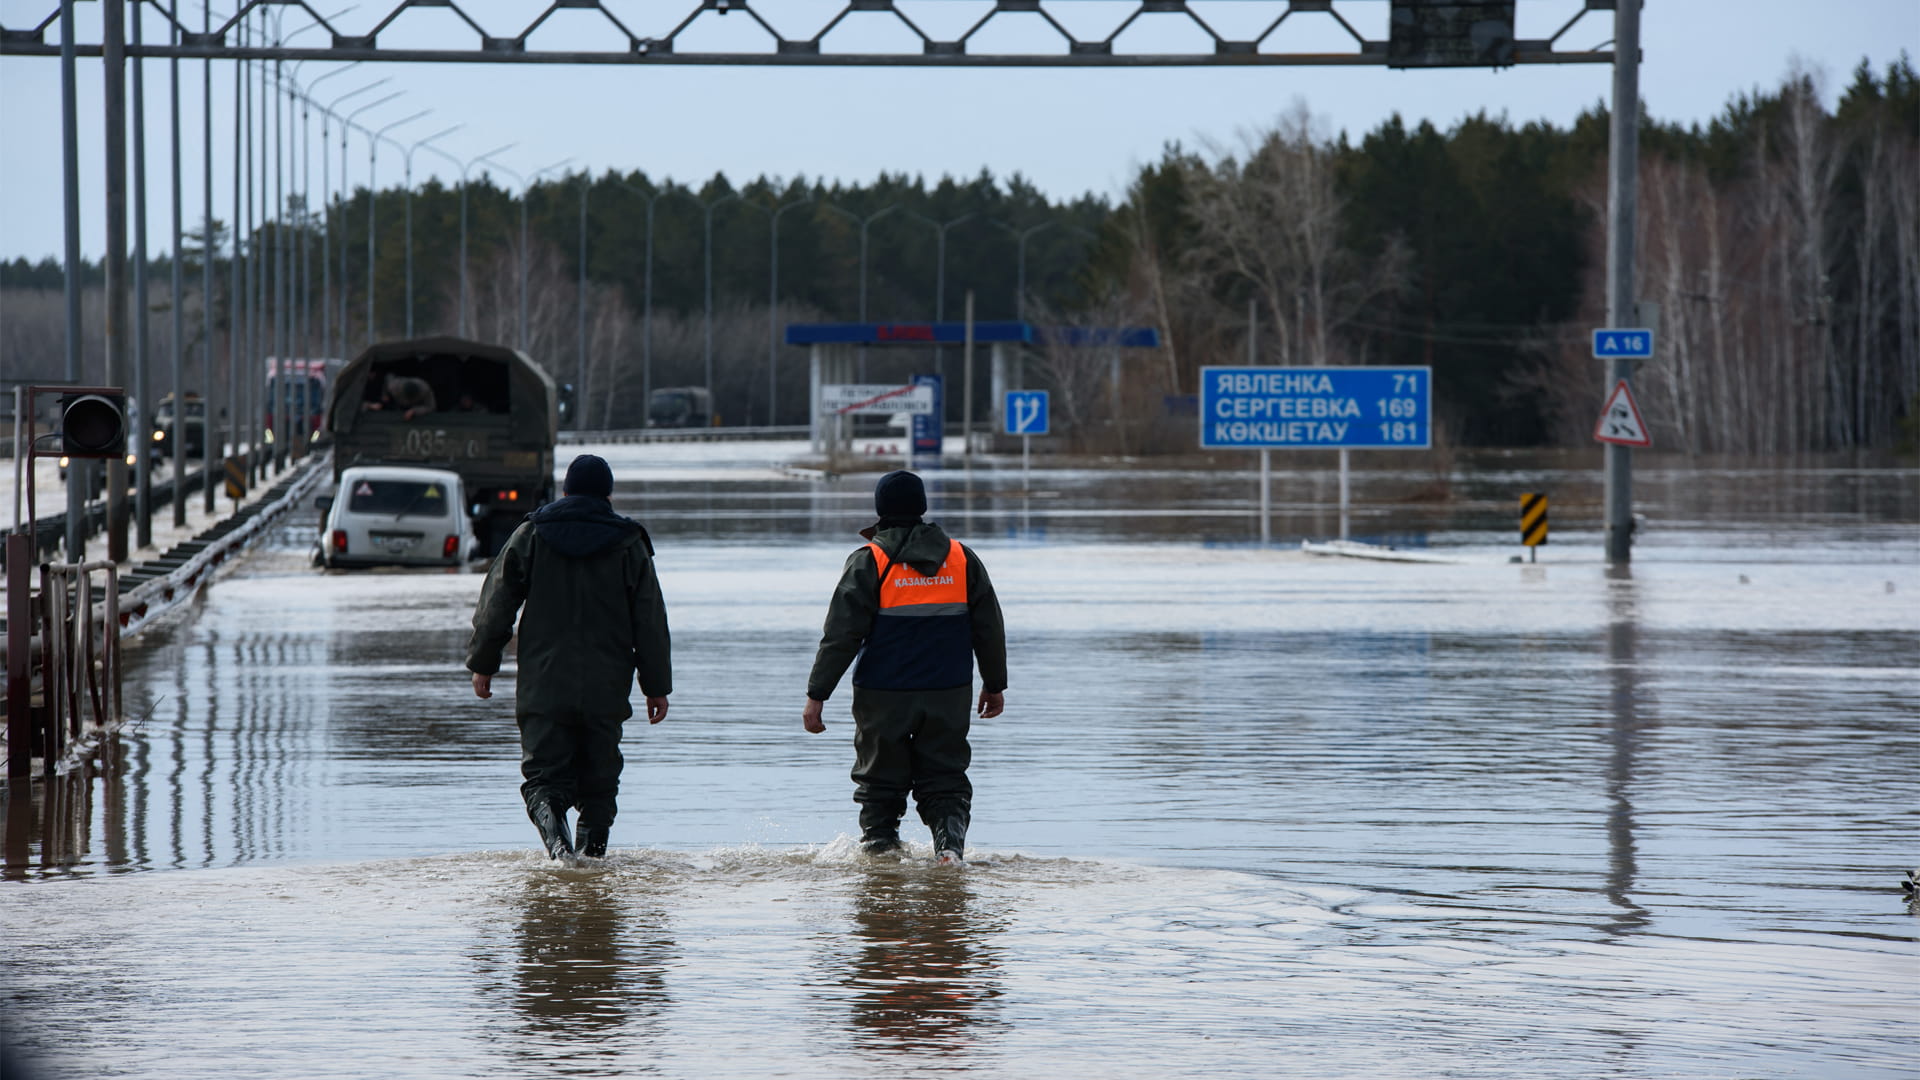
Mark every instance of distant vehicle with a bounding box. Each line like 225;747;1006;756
314;465;475;569
322;336;558;555
150;392;207;460
266;358;338;441
647;386;714;428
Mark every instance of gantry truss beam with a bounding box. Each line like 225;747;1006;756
1;0;1616;66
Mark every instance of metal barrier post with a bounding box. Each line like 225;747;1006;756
5;534;30;780
105;565;120;726
39;563;59;776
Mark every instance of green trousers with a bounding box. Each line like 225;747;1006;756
517;709;624;828
850;685;973;829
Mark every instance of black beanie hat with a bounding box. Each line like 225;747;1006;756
874;470;926;519
563;454;614;499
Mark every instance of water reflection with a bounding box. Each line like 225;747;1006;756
486;871;675;1068
838;868;1004;1055
1603;565;1651;936
1;742;122;879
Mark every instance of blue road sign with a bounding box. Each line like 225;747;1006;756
910;373;944;457
1592;328;1655;359
1199;366;1431;450
1004;390;1050;436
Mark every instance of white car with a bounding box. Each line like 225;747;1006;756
317;465;475;569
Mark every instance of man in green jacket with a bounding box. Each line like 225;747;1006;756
803;470;1007;863
468;454;672;859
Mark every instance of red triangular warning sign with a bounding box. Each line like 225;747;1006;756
1593;379;1652;447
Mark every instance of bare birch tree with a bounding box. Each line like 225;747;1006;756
1186;101;1406;368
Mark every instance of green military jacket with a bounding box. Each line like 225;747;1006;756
466;495;672;718
806;520;1008;702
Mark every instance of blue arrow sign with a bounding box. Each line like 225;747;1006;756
1004;390;1050;436
1592;328;1655;359
1199;366;1431;449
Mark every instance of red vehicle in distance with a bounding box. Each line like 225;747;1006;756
265;358;338;442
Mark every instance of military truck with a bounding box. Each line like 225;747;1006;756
323;337;558;555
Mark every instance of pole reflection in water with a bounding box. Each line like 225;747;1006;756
476;870;676;1065
836;867;1004;1055
1602;564;1652;936
1;744;115;879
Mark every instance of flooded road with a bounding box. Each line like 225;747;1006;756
4;443;1916;1079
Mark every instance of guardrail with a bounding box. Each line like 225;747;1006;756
559;425;811;445
116;455;329;637
2;464;211;570
4;454;329;780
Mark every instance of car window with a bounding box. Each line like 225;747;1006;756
345;479;451;517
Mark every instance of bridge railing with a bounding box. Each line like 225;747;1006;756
560;425;811;445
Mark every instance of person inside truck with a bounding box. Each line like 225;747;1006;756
364;373;437;420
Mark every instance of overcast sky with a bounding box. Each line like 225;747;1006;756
0;0;1915;261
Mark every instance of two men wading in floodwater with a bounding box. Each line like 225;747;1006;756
465;460;1006;865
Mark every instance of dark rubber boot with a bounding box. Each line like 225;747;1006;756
859;829;903;855
858;803;904;855
529;799;574;860
930;813;968;863
578;825;609;859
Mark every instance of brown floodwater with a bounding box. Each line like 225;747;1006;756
2;442;1915;1079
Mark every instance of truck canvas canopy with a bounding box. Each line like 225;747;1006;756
325;337;558;445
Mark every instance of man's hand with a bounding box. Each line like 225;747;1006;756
646;696;669;725
802;698;826;733
471;672;491;699
977;690;1004;719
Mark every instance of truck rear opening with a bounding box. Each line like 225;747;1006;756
323;336;559;555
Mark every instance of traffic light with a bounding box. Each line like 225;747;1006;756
59;392;127;458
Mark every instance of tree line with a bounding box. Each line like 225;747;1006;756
4;57;1913;450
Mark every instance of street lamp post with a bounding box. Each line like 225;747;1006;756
737;194;812;425
298;66;366;331
420;141;515;338
317;77;387;361
612;180;697;422
904;210;977;432
199;0;215;513
995;220;1053;322
903;210;977;323
820;203;899;323
387;123;463;338
577;172;587;427
701;190;740;404
268;8;337;470
365;109;429;345
476;155;571;351
340;90;401;353
286;57;365;454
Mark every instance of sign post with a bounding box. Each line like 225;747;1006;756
1200;366;1432;544
1004;389;1049;489
1592;325;1654;562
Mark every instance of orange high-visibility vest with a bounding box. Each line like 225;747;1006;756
853;538;974;690
867;538;968;609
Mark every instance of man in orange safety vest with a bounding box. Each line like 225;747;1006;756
802;470;1007;863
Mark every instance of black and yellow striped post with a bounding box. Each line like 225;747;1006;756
1520;492;1548;561
224;454;249;502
